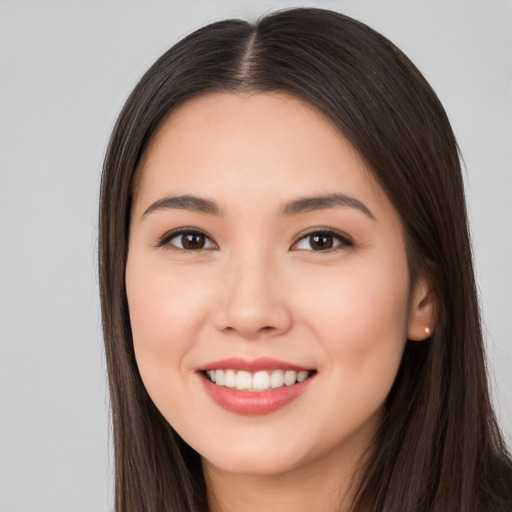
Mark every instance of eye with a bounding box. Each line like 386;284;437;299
292;230;352;252
158;229;216;251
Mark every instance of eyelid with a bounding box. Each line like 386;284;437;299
155;227;218;250
290;228;353;252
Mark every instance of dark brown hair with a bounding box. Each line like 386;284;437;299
99;8;512;511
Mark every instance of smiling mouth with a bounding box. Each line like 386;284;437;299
199;360;317;415
203;369;315;392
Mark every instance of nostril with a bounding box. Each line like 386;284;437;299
214;295;293;339
220;324;280;340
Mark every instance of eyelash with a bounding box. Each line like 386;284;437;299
156;228;353;253
292;228;353;252
156;228;217;251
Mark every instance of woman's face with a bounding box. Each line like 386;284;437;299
126;92;432;477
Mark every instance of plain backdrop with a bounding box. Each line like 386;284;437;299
1;1;511;511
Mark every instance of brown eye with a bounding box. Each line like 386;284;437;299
293;230;352;251
310;234;334;250
162;230;216;251
182;233;206;250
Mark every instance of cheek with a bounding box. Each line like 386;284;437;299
127;250;213;337
297;258;410;382
291;262;410;448
125;254;213;402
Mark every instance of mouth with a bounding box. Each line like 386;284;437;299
197;358;316;415
203;368;314;392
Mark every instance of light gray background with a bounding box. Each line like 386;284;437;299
1;1;511;511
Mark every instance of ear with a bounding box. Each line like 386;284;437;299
407;276;435;341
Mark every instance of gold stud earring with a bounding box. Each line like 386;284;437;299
425;326;431;335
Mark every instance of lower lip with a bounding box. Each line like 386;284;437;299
199;373;314;415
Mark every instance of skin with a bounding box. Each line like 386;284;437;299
126;92;434;512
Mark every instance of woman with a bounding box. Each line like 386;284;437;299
98;7;512;512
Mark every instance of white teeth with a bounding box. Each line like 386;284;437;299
206;368;312;392
224;369;236;388
215;369;225;386
235;370;252;390
253;371;270;390
297;370;309;383
284;370;297;386
270;369;285;388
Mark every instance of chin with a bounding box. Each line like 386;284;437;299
202;447;306;477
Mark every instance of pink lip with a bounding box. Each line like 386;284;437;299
196;357;312;372
196;357;316;416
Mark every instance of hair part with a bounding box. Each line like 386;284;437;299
99;8;512;511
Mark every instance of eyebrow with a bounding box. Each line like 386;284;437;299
142;192;375;220
142;195;222;217
281;193;375;220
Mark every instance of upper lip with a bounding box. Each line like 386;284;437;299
196;357;313;373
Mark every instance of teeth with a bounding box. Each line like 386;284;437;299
206;369;312;392
215;369;225;386
297;370;309;383
225;369;236;388
284;370;297;386
270;369;284;388
235;370;252;390
253;371;270;390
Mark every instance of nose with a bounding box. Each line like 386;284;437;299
213;251;293;340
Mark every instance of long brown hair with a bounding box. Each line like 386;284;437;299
99;8;512;511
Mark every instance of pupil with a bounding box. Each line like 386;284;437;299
311;234;333;250
183;233;205;250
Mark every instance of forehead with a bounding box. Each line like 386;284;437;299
133;92;391;220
